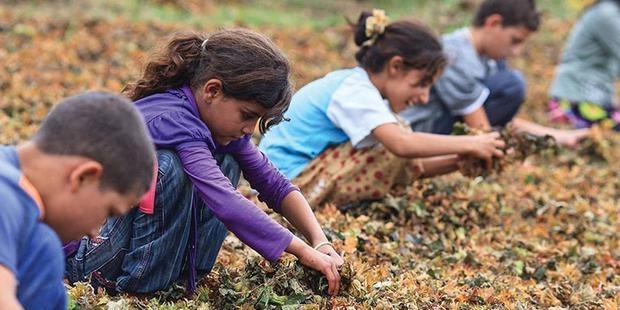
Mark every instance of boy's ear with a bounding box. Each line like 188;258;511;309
387;56;405;77
202;79;223;103
484;14;504;28
69;160;103;192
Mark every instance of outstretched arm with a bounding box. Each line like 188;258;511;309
280;191;334;250
512;118;590;148
416;155;461;178
232;139;343;295
460;106;589;147
372;123;505;162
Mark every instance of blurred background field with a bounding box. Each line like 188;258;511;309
2;0;619;309
0;0;588;144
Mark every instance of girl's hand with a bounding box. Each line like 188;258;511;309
465;132;506;168
296;245;342;295
315;243;344;267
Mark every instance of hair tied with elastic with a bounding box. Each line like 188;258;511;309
363;9;389;47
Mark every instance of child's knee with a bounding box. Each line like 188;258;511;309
508;69;526;101
486;68;526;107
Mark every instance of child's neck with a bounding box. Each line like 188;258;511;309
16;143;61;218
468;26;485;57
365;68;388;99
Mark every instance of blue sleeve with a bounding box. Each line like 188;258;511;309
0;182;23;275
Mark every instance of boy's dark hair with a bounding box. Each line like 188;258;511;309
353;12;447;87
473;0;541;31
31;92;155;195
123;29;293;134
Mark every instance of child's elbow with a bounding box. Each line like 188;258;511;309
382;141;409;157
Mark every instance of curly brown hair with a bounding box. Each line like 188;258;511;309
123;29;293;133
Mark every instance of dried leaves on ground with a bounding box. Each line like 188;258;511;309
2;1;619;309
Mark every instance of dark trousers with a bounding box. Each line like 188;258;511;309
431;63;526;134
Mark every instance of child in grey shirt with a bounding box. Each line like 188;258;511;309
403;0;589;147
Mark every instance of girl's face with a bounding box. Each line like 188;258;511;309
196;79;266;145
383;66;435;113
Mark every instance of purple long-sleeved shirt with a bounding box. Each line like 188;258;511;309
135;85;296;262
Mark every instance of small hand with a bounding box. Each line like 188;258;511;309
297;246;341;295
316;244;344;267
466;132;506;169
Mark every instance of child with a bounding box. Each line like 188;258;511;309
402;0;590;146
0;92;155;309
549;0;620;130
259;10;506;207
66;29;344;296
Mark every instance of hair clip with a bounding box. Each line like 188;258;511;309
363;9;389;47
201;38;209;49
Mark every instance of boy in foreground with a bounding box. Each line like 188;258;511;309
0;92;155;309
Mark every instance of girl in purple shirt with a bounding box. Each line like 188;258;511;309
66;29;343;295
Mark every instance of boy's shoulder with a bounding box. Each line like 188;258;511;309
440;28;488;80
0;145;18;165
0;156;62;254
0;160;38;222
0;147;24;202
442;28;474;56
0;164;65;307
0;146;43;224
442;28;470;46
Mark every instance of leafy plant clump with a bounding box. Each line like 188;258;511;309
452;122;559;177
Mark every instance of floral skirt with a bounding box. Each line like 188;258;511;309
292;142;423;207
548;97;620;131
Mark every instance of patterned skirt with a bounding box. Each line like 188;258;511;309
292;142;424;207
548;97;620;131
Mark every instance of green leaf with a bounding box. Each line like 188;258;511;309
513;260;525;276
283;293;306;305
66;295;76;310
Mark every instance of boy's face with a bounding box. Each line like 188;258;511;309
483;24;531;59
44;163;141;242
478;14;532;60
